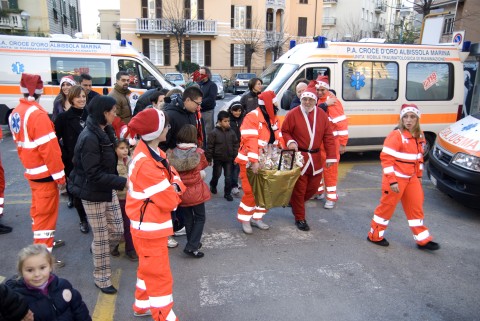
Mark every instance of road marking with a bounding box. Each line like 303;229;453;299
338;163;356;181
0;275;5;283
199;262;381;307
92;269;122;321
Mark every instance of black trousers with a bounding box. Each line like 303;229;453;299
210;160;232;195
177;203;206;251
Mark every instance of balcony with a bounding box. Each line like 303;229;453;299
323;0;338;4
373;24;385;32
375;1;387;13
136;18;217;36
266;0;285;7
265;31;283;47
322;17;336;26
0;13;23;30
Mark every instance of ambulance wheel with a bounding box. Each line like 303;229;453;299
423;132;435;161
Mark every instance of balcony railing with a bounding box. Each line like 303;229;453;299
373;24;385;32
265;31;284;47
0;13;23;30
266;0;285;6
375;1;387;13
323;0;338;4
322;17;336;26
136;18;217;35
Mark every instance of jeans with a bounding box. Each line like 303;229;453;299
210;160;232;195
231;162;240;188
177;203;206;251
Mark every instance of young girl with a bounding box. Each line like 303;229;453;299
6;244;91;321
167;124;210;258
115;139;137;261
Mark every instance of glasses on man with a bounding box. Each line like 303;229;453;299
192;100;202;106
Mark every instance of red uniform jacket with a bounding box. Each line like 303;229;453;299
318;93;349;147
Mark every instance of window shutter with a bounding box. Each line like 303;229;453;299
230;44;234;67
198;0;204;20
141;0;148;18
156;0;162;18
231;5;234;29
205;40;211;66
246;6;252;29
298;17;307;37
184;0;190;20
245;44;251;67
142;39;150;58
184;39;191;62
164;39;170;66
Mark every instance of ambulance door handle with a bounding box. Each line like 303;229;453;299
103;88;109;95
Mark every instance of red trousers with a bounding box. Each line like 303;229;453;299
28;180;59;252
316;139;340;201
132;236;178;321
290;170;323;221
0;154;4;216
236;165;267;222
368;176;433;245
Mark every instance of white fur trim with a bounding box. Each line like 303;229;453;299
272;96;278;104
258;99;265;105
400;107;421;119
60;77;76;86
301;91;317;101
316;81;329;90
141;109;166;141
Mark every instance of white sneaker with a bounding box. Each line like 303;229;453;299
174;227;186;236
324;200;336;209
242;221;253;234
167;236;178;248
250;219;269;230
313;193;325;200
232;187;240;195
134;310;152;317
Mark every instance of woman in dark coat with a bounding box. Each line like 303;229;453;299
54;85;89;233
68;95;126;294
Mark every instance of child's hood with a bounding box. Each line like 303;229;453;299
167;146;200;172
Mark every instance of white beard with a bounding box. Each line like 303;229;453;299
301;104;315;113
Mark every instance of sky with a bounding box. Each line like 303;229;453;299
80;0;120;35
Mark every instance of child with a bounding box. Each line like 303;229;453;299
228;102;244;196
115;139;138;261
206;111;239;201
6;244;91;321
167;124;210;258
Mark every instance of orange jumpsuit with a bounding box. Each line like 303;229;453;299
368;129;433;246
316;94;348;201
126;140;185;321
235;107;283;222
9;98;65;251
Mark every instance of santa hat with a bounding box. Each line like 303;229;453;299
315;75;330;90
60;75;76;87
258;90;277;122
301;81;318;102
20;73;44;101
400;103;421;119
191;70;208;82
127;108;166;141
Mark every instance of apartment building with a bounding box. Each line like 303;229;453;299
119;0;322;78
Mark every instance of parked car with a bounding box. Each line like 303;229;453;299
212;74;225;99
231;73;256;95
427;112;480;209
165;73;186;87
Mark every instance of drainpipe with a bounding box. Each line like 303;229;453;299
314;0;318;35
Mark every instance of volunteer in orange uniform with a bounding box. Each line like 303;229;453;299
315;75;348;209
9;74;66;252
235;91;284;234
282;83;336;231
367;104;439;251
126;108;185;320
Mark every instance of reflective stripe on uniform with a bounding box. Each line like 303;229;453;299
51;170;65;180
331;115;347;123
247;152;258;160
25;165;48;175
237;214;251;222
408;219;424;227
383;166;394;174
241;129;258;135
239;202;255;212
33;230;55;238
136;278;147;290
134;299;150;309
130;220;172;231
166;309;177;321
129;178;171;199
414;229;430;241
149;294;173;308
382;147;421;161
372;215;389;225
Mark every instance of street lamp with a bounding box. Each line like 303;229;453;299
398;7;410;43
20;11;30;35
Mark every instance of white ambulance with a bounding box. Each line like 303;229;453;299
256;39;468;156
0;35;174;119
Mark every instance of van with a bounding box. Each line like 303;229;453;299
0;35;174;120
427;113;480;208
246;39;467;156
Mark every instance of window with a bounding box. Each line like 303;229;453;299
191;40;204;66
298;17;307;37
300;0;308;3
148;39;164;65
146;0;162;19
62;0;68;26
231;5;251;29
51;57;111;86
69;5;77;29
231;44;245;67
52;0;58;23
342;61;399;101
443;16;454;35
406;63;453;101
184;0;204;20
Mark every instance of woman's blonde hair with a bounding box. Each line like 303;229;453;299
398;113;422;138
17;244;55;277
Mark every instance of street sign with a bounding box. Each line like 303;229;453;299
452;31;465;48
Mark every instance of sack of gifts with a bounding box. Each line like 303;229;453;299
247;148;303;209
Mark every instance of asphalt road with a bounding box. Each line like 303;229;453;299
0;97;479;321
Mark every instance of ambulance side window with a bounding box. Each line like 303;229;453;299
118;59;140;89
342;61;399;101
406;63;453;101
51;58;111;86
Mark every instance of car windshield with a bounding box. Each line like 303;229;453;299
212;74;222;82
166;74;183;81
237;73;256;79
261;63;299;94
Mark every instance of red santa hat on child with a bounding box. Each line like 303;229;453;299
60;75;76;87
20;73;44;101
315;75;330;90
300;81;318;102
400;103;421;119
258;90;277;122
127;108;166;141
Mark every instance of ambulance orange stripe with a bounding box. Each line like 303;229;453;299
346;113;457;126
437;138;480;157
0;85;106;95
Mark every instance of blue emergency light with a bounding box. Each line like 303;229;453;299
120;39;126;47
289;40;296;49
462;41;471;52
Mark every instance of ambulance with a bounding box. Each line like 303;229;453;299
0;35;174;121
254;38;468;157
427;113;480;208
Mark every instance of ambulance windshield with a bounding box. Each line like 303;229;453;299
261;63;298;94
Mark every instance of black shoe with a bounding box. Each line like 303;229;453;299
295;220;310;231
95;284;117;295
79;221;89;234
0;223;13;234
210;186;217;194
67;195;74;209
183;249;204;258
417;241;440;251
110;245;120;257
53;240;65;248
224;194;233;201
367;237;390;247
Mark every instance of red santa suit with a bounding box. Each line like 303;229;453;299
9;74;65;252
281;85;336;222
126;109;185;321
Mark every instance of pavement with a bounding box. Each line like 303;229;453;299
0;98;479;321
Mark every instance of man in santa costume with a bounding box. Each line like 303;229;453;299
9;73;66;266
281;82;336;231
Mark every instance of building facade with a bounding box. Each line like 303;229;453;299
99;9;120;40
